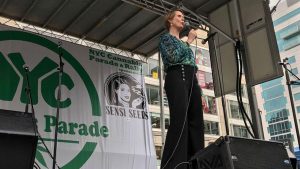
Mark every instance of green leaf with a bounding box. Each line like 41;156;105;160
35;150;48;168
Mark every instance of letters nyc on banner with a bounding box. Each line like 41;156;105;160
0;24;156;169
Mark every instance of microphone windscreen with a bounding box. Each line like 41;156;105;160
179;21;191;38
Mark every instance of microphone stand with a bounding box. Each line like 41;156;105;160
208;33;230;135
279;61;300;151
24;66;38;136
25;76;29;114
52;41;64;169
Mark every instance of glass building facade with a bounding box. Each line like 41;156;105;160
257;0;300;159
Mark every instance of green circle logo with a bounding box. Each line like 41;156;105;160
0;30;101;169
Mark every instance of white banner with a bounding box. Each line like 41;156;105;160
0;24;156;169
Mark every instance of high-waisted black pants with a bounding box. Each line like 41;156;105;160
160;65;204;169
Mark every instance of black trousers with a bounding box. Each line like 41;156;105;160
161;65;204;169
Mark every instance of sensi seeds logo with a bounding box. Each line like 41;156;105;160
0;30;108;169
104;72;149;120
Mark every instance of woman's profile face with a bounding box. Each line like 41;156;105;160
116;83;131;102
169;11;184;30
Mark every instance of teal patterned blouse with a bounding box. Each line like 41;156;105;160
159;33;197;71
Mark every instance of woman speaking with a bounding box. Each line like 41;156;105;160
159;9;204;169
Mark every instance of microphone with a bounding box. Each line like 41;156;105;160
201;32;217;44
179;21;192;38
58;41;62;48
278;58;289;65
23;65;29;72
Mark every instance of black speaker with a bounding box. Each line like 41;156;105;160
0;109;38;169
190;136;293;169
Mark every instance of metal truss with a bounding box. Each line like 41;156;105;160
122;0;209;31
122;0;236;43
0;16;148;63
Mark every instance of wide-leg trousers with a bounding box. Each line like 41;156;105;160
160;65;204;169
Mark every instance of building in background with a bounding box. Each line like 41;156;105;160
256;0;300;158
144;30;251;166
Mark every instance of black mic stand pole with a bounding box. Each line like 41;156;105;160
24;68;30;114
280;61;300;150
210;33;230;135
24;66;38;136
52;41;64;169
199;33;230;134
24;66;39;169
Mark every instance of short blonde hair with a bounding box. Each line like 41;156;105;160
164;9;183;30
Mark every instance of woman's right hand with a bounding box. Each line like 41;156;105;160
187;29;197;44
